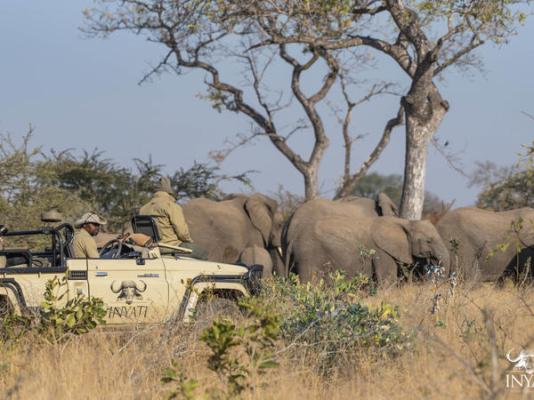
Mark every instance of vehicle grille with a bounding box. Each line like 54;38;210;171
68;270;88;280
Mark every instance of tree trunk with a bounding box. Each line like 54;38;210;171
303;167;318;201
400;105;447;220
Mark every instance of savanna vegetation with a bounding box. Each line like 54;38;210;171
2;273;534;399
1;0;534;398
0;132;253;231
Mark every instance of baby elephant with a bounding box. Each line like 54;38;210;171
239;246;273;277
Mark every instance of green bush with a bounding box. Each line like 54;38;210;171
0;277;106;345
252;271;410;373
163;300;280;399
162;271;410;398
39;276;107;339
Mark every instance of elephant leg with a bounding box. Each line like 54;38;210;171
373;249;398;286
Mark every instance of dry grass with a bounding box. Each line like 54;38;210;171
2;282;534;400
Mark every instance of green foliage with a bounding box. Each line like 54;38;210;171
350;172;444;215
162;272;408;396
40;150;163;228
415;0;527;35
1;277;106;346
352;172;403;205
163;298;280;399
201;299;280;398
39;276;107;339
161;362;200;400
473;142;534;211
0;133;92;234
0;132;254;233
253;271;409;373
172;162;254;202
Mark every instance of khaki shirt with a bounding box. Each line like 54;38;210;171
72;228;100;259
139;191;192;246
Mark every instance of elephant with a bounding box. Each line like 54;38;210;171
436;207;534;281
239;246;273;277
337;192;399;217
280;193;398;277
183;194;283;274
284;213;449;284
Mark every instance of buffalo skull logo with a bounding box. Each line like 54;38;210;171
506;350;534;374
110;280;147;305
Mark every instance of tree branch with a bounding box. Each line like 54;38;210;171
335;104;404;199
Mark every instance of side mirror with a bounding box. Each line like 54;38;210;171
136;256;146;266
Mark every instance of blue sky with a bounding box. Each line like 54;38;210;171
0;1;533;206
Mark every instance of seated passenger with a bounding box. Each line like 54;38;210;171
140;177;207;259
72;212;107;258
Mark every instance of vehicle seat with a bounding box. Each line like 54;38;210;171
131;215;161;242
1;251;31;269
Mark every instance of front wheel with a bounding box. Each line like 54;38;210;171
0;296;12;318
192;296;244;330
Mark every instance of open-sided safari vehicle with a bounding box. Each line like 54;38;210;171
0;215;262;324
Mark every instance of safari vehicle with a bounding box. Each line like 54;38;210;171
0;216;262;324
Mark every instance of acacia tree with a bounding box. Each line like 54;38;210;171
84;1;401;201
84;1;530;213
213;0;530;218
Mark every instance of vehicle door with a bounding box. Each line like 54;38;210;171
85;255;168;324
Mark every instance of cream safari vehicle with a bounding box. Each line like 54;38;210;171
0;215;262;324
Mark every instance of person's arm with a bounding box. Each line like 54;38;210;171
85;237;100;258
168;203;193;243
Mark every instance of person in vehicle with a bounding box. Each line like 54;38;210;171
72;212;107;258
140;177;207;259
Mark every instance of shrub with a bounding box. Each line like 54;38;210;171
251;271;410;373
39;276;107;339
0;277;106;345
163;299;280;399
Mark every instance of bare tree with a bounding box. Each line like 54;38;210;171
330;73;403;199
214;0;530;218
83;1;399;201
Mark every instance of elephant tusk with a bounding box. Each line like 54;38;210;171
276;246;283;259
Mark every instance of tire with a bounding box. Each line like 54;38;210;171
192;296;243;330
0;296;13;318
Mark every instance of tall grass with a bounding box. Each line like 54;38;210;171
1;280;534;399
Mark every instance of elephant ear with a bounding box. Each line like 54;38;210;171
245;195;273;246
372;218;412;265
376;193;399;217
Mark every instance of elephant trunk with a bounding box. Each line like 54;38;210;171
269;247;285;277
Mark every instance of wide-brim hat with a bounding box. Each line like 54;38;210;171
75;212;107;228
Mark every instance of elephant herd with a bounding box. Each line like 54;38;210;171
153;193;534;284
